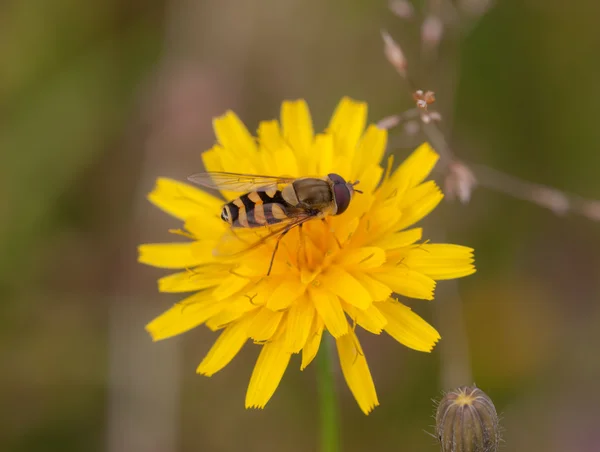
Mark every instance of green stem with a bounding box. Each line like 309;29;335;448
317;333;340;452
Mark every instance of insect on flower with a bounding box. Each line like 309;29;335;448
139;97;477;414
187;171;363;275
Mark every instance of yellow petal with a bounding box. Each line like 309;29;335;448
327;97;367;157
271;144;300;178
197;316;252;376
204;300;257;331
201;145;258;199
377;298;440;352
395;181;444;231
211;274;251;300
138;243;203;269
284;296;315;353
189;240;222;264
351;272;392;302
258;120;285;152
213;111;257;156
340;247;386;269
247;308;285;342
266;276;307;311
353;124;387;181
157;267;227;293
360;200;402;242
374;228;422;250
403;244;476;280
239;276;282;307
343;303;388;334
314;133;335;175
258;120;300;177
355;164;384;198
319;266;372;310
212;228;265;258
372;267;436;300
309;286;348;338
333;216;360;246
200;145;224;173
184;216;227;240
148;178;223;221
281;100;313;158
301;316;324;370
245;336;292;409
336;331;379;415
146;292;223;341
391;142;439;190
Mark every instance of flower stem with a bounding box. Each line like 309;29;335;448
317;333;340;452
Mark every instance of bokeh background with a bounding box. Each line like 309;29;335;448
2;0;600;451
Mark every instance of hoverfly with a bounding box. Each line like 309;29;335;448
187;171;362;275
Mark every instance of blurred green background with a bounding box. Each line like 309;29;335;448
2;0;600;451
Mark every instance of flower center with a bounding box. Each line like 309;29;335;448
280;219;343;273
216;216;349;278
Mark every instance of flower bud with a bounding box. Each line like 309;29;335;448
435;386;500;452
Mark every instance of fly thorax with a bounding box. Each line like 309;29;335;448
292;178;333;208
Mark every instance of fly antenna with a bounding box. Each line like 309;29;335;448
351;180;363;194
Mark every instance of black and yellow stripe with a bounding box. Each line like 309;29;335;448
221;190;288;228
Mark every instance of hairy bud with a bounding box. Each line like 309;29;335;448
445;161;477;204
435;386;500;452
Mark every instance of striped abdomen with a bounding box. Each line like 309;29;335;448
221;190;289;228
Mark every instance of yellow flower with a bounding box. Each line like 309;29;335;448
139;97;475;415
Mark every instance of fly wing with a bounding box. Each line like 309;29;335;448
214;210;315;257
188;171;295;193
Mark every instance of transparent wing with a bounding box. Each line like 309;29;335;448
214;213;316;258
187;171;295;193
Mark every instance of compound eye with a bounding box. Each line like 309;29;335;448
333;184;351;215
327;173;347;185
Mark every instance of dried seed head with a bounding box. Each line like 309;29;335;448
377;115;402;130
381;29;407;77
416;99;428;110
389;0;415;19
424;91;436;104
435;386;500;452
413;90;436;111
422;16;444;51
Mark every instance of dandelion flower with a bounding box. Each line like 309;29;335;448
139;97;475;414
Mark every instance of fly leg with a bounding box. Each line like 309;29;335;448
267;217;312;276
321;218;342;249
296;224;305;268
267;230;288;276
299;223;310;268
